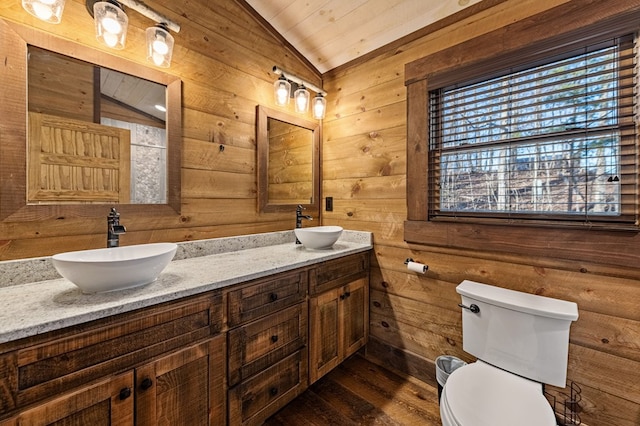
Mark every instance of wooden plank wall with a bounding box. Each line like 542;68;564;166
321;0;640;425
0;0;320;260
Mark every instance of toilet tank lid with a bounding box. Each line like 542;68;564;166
457;280;578;321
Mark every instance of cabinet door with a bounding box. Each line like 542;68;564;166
309;278;369;384
342;278;369;358
11;371;133;426
309;287;341;384
135;336;226;426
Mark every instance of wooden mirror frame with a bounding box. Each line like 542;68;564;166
256;105;320;214
0;19;181;221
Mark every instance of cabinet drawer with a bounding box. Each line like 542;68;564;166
309;252;369;295
229;349;308;426
228;303;307;387
228;270;307;327
9;292;223;411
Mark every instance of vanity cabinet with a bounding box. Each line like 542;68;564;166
0;248;371;425
227;271;308;426
0;292;226;425
309;253;370;384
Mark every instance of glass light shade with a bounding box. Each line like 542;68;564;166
312;94;326;119
294;86;310;113
22;0;65;24
146;25;174;68
93;1;128;50
274;77;291;106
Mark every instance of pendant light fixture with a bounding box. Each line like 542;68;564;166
146;23;174;68
22;0;66;24
93;0;128;50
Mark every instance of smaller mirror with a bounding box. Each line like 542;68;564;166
257;105;320;214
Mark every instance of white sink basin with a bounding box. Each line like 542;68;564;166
52;243;178;294
294;226;343;249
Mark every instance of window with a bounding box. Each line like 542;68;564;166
404;4;640;266
428;35;636;227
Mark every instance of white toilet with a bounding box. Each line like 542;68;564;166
440;280;579;426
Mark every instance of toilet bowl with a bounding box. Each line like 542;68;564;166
440;361;556;426
440;280;579;426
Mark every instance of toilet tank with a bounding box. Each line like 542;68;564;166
456;280;578;387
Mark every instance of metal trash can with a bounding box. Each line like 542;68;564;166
435;355;467;401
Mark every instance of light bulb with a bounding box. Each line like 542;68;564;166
312;96;326;119
32;2;54;20
152;52;165;66
296;94;307;111
101;14;122;35
276;83;289;105
103;31;119;48
153;38;169;55
22;0;65;24
294;86;309;113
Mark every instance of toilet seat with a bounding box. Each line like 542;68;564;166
440;361;556;426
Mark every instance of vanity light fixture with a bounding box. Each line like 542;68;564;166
22;0;66;24
24;0;181;67
272;65;327;120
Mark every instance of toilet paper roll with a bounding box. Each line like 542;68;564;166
407;261;428;274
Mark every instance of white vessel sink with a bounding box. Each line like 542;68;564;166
294;226;343;250
52;243;178;294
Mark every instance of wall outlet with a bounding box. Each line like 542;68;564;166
326;197;333;211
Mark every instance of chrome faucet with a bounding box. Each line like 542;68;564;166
107;207;126;248
295;205;313;244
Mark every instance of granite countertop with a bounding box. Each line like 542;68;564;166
0;230;372;345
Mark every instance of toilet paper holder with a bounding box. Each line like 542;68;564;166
405;258;428;273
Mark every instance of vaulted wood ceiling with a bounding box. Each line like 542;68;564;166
243;0;482;73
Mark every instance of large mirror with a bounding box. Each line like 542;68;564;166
0;19;181;221
256;105;320;214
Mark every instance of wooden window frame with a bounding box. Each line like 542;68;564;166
404;2;640;268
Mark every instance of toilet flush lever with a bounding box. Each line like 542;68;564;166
458;303;480;314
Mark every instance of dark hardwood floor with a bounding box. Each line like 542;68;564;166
264;355;442;425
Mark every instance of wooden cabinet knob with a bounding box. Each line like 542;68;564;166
269;387;279;397
271;335;278;343
269;293;278;302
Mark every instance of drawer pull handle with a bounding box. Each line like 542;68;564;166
140;378;153;390
271;335;279;343
269;293;278;302
269;387;279;397
119;387;132;400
